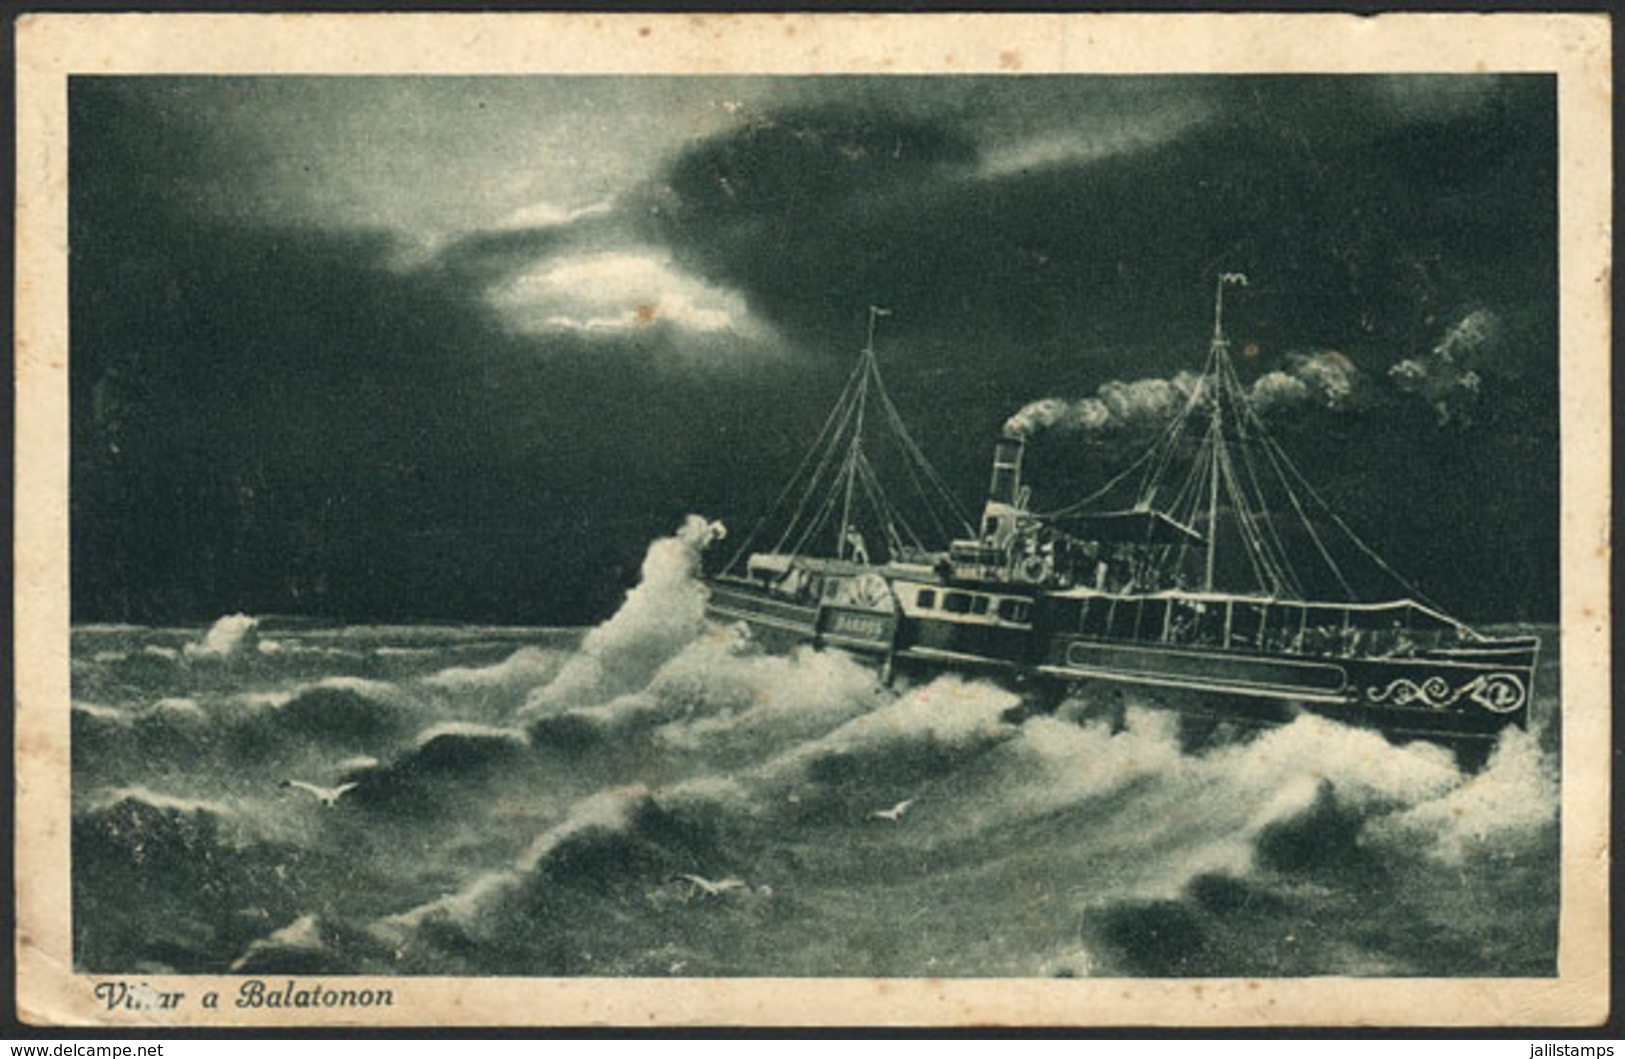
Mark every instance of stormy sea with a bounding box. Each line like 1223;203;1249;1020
72;518;1560;979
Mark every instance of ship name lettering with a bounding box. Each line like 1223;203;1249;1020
833;613;885;639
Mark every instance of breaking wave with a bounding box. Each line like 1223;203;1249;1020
184;613;260;660
70;521;1560;978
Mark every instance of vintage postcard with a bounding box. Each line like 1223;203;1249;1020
14;11;1611;1028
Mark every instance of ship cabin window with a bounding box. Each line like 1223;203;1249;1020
1395;606;1452;650
1137;598;1169;642
997;599;1031;624
1231;602;1267;649
971;595;991;616
1298;607;1345;655
1266;603;1303;653
1167;597;1233;648
916;588;937;610
1078;598;1109;637
1102;598;1129;640
1165;598;1199;644
943;591;974;615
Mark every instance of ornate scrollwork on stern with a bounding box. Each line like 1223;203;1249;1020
1365;676;1452;708
1365;672;1527;713
1466;673;1527;713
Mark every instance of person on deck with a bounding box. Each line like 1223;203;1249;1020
844;528;870;566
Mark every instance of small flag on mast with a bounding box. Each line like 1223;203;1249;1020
865;306;892;353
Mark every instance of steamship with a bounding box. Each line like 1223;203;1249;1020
703;280;1538;747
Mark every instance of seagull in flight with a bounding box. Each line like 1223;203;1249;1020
280;779;359;808
868;798;915;823
673;873;747;902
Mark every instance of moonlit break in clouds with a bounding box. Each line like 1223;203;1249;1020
490;251;754;338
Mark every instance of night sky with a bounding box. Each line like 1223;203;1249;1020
69;75;1557;626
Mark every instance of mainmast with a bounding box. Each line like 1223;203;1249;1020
1202;272;1248;591
1041;271;1453;611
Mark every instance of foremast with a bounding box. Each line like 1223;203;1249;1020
719;307;973;577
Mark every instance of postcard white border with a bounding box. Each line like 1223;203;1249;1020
14;11;1612;1028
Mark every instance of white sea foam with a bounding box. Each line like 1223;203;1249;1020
151;696;203;716
413;721;530;748
95;785;235;818
375;786;646;945
423;646;556;691
1368;725;1556;863
518;786;644;870
969;708;1185;828
522;516;724;717
1202;713;1463;811
755;674;1018;782
373;868;525;941
653;640;883;755
73;700;129;722
313;675;402;699
230;913;328;971
233;689;297;710
184;614;260;660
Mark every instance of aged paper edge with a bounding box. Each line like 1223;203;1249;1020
13;11;1612;1029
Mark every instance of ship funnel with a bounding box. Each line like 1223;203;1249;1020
987;432;1026;506
978;431;1028;550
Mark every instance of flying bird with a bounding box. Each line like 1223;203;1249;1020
673;873;747;902
868;798;915;823
280;779;359;808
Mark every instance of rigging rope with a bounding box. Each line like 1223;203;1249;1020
871;385;955;544
869;363;975;532
788;454;849;559
1217;349;1444;610
773;376;866;556
747;337;969;567
1136;366;1213;510
1257;420;1445;612
1216;356;1303;597
856;451;925;556
1038;445;1158;519
727;350;868;572
1242;403;1357;600
1047;330;1428;604
1214;426;1283;595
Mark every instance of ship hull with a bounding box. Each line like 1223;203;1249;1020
705;578;897;658
703;575;1535;746
1036;634;1535;742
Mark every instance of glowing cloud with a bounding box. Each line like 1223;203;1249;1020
490;199;614;231
489;250;753;338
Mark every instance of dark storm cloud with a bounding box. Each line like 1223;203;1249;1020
70;78;791;625
646;76;1553;368
631;76;1556;618
70;75;1558;624
648;103;979;220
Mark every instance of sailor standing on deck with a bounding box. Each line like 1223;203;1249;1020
844;528;870;566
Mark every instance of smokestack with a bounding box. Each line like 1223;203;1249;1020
987;432;1025;506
